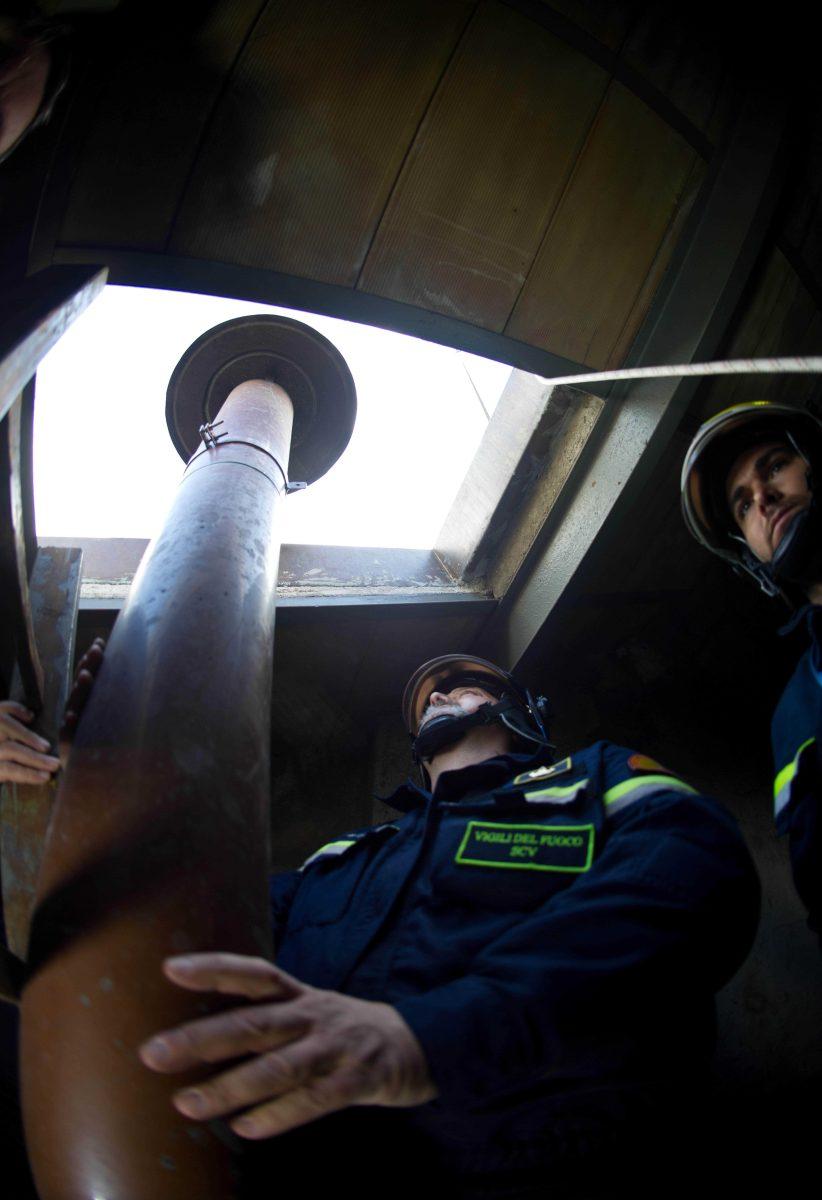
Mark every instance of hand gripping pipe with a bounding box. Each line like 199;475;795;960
19;316;356;1200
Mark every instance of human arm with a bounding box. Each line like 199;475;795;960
0;700;56;999
784;790;821;938
0;635;105;785
0;702;59;785
140;787;757;1132
269;870;301;953
1;637;105;1002
139;953;435;1138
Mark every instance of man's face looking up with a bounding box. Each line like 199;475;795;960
417;684;499;734
725;439;812;564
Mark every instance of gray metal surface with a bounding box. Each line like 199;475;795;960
0;266;106;425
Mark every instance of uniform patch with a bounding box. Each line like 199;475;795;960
522;779;587;805
513;756;573;786
455;820;594;873
627;754;673;774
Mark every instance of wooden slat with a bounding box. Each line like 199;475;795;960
171;0;474;284
359;1;608;329
59;0;265;250
506;81;701;368
1;545;82;959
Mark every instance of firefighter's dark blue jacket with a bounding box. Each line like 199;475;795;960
772;604;822;935
269;741;758;1168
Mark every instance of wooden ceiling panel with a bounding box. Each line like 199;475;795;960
605;151;704;368
357;1;609;329
170;0;474;284
506;82;702;368
59;1;263;250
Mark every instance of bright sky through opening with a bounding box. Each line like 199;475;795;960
34;287;511;548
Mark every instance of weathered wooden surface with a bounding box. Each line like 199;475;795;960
506;81;704;367
358;2;609;328
35;2;743;374
172;0;474;282
43;537;479;601
1;545;82;959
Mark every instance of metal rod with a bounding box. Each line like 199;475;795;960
539;354;822;390
20;378;294;1199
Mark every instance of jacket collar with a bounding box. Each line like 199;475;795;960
779;601;821;638
381;750;553;813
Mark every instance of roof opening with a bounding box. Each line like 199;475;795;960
33;285;511;549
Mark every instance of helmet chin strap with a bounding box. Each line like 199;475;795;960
412;699;513;763
412;695;554;767
735;476;822;603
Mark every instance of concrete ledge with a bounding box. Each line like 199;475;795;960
40;539;489;610
435;372;604;589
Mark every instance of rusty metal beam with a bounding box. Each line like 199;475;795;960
0;396;44;707
1;544;82;962
0;265;106;426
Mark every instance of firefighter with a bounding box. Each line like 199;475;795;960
140;654;759;1197
682;401;822;936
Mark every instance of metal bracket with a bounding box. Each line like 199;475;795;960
188;429;308;494
198;420;228;448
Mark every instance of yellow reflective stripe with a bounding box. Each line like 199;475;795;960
603;774;696;816
523;779;587;803
513;757;572;786
301;839;357;870
773;737;815;817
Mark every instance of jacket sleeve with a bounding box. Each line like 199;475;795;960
393;788;760;1106
770;649;822;936
784;793;822;937
269;871;301;954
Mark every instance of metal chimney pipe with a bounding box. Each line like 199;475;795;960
19;316;356;1199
